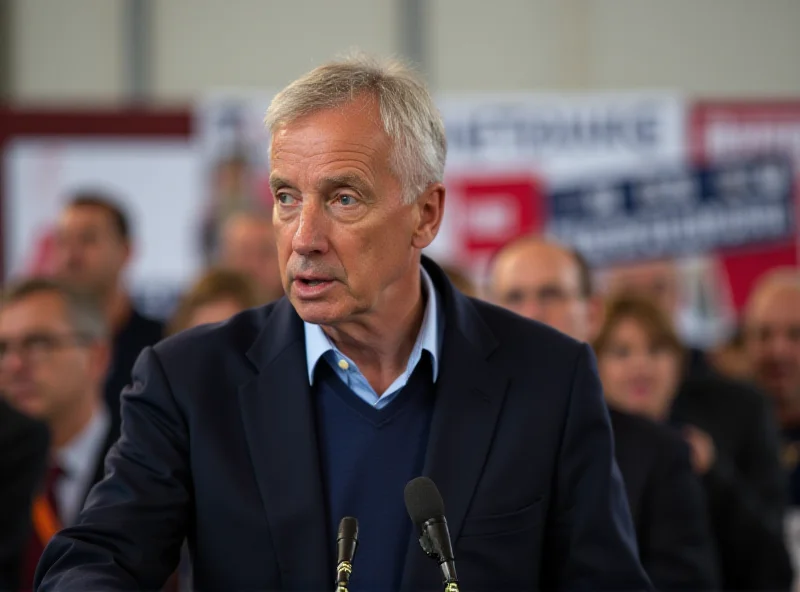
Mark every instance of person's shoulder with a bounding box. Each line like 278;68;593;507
0;399;49;466
609;407;687;455
679;373;768;414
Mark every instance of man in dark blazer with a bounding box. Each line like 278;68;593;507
0;278;117;590
0;400;49;591
36;55;650;591
489;236;719;590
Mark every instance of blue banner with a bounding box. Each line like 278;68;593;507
548;155;795;266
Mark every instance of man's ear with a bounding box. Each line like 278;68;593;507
411;183;445;250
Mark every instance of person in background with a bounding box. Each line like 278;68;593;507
595;295;794;591
708;324;753;382
605;258;712;377
52;193;164;434
489;237;603;341
0;399;48;591
0;278;116;591
744;269;800;504
168;268;261;335
489;236;719;590
217;208;283;304
201;153;256;264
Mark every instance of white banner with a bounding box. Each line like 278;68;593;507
3;138;202;318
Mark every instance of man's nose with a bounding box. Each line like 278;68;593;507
291;201;329;256
0;349;26;374
519;299;544;323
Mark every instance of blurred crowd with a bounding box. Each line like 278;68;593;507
1;190;799;591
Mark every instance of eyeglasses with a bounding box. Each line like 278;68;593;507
0;332;92;364
501;286;583;308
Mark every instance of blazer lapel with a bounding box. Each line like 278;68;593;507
400;260;510;589
238;298;331;590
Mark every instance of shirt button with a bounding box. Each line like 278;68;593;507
338;359;350;370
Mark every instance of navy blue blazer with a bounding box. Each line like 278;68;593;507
35;258;651;591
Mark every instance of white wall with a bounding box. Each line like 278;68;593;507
585;0;800;97
151;0;398;100
10;0;125;103
9;0;800;103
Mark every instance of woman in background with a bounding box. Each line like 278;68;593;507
169;268;260;335
594;295;793;591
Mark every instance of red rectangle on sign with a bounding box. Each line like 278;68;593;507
452;175;544;257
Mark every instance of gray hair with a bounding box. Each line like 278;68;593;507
2;277;109;340
265;53;447;204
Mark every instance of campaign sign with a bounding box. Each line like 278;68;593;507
549;155;795;266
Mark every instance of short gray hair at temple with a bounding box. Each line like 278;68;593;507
264;52;447;204
2;277;108;341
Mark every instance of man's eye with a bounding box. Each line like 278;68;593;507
338;194;357;206
276;193;295;205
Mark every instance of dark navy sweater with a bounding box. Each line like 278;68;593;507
313;356;435;592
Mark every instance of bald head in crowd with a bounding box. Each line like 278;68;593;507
488;237;598;342
604;259;681;320
745;268;800;425
218;209;282;303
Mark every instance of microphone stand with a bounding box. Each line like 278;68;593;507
335;560;353;592
419;525;460;592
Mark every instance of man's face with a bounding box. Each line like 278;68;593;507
490;242;591;341
53;205;129;296
220;216;282;300
606;260;680;318
269;96;443;326
0;292;107;422
746;284;800;406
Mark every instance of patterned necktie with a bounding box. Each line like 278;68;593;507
19;461;64;591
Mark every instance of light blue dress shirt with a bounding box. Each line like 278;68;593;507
304;267;443;409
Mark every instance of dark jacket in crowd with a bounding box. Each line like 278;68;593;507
104;306;164;433
610;407;720;591
672;375;794;591
0;400;49;591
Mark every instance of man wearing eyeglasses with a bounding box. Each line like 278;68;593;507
0;278;115;592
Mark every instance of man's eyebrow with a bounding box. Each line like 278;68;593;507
318;173;372;195
269;176;296;193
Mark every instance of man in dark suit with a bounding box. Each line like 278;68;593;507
52;193;164;434
0;400;49;591
0;278;117;591
489;236;719;590
36;55;650;591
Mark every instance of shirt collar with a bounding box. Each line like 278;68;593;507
55;405;110;479
304;266;441;384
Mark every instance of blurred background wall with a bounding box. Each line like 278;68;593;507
5;0;800;105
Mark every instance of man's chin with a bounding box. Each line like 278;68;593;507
290;298;344;326
8;397;46;420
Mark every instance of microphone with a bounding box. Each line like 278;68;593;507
335;516;359;591
404;477;460;592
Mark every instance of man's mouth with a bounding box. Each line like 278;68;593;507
298;278;331;286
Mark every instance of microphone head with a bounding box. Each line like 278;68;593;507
337;516;358;542
404;476;445;528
